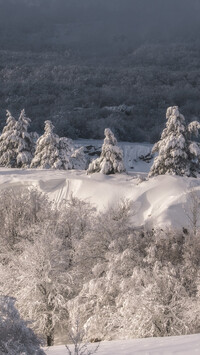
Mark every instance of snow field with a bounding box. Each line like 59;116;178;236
45;334;200;355
0;167;198;229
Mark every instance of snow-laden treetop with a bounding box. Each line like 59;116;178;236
87;128;125;175
149;106;200;177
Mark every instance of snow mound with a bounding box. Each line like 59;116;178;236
0;168;199;229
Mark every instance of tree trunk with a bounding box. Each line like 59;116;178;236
46;313;54;346
47;332;54;346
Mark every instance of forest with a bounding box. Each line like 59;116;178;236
1;186;200;351
1;0;200;142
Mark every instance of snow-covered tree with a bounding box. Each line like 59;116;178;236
0;228;72;346
149;106;200;177
14;109;33;168
0;110;17;167
71;146;89;170
0;186;54;253
59;137;74;170
31;121;75;170
87;128;125;174
0;296;44;355
0;109;33;168
31;120;61;169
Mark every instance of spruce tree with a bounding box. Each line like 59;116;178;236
149;106;200;177
58;137;74;170
87;128;125;174
31;120;61;169
15;109;33;168
0;110;17;167
71;146;88;170
0;110;33;168
31;121;75;169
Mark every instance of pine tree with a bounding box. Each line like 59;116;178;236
59;137;74;170
87;128;125;174
15;109;33;168
0;109;33;168
0;110;17;167
31;121;75;170
31;120;61;169
71;146;88;170
149;106;200;177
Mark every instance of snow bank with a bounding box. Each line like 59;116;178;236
44;333;200;355
0;167;199;229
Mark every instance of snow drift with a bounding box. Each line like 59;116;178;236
0;167;199;229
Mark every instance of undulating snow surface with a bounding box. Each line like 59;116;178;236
0;165;198;229
44;334;200;355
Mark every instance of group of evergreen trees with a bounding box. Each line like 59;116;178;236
1;106;200;177
0;110;126;174
0;110;80;170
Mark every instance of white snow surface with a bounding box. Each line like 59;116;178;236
44;334;200;355
0;156;199;229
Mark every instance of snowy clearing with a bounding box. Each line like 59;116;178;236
44;334;200;355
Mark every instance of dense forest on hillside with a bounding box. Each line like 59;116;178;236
1;0;200;142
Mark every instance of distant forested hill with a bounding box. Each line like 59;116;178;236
0;0;200;142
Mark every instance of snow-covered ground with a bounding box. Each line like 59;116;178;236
0;166;198;229
44;334;200;355
2;141;200;354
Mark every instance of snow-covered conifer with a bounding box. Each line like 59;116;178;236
31;121;75;170
0;296;44;354
71;146;89;170
149;106;200;177
0;109;33;168
87;128;125;174
15;109;34;168
59;137;74;170
0;110;18;167
31;120;62;169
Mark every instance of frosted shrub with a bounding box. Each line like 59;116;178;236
87;128;125;174
66;319;100;355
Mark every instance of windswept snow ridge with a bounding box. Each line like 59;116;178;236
0;167;199;229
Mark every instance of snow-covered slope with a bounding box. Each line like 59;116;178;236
45;334;200;355
0;167;199;229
